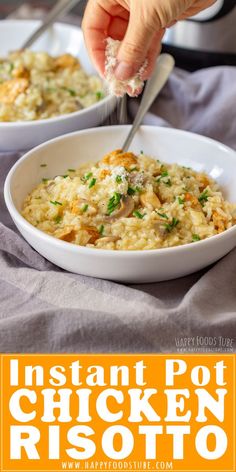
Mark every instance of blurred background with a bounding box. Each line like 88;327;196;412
0;0;87;19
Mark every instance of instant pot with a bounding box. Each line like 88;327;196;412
162;0;236;70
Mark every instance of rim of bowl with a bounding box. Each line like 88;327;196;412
0;19;113;128
4;125;236;258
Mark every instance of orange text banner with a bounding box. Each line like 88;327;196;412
0;354;235;472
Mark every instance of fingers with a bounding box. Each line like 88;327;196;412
82;0;111;77
115;6;160;81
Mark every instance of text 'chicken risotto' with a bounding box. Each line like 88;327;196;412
22;150;236;251
0;50;105;121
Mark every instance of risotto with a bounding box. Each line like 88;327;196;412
22;150;236;251
0;50;105;121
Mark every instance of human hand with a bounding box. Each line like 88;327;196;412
82;0;216;81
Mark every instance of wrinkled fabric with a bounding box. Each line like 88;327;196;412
0;66;236;353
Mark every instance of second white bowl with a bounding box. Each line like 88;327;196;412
0;20;116;152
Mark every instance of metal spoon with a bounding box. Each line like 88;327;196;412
122;54;175;152
21;0;82;49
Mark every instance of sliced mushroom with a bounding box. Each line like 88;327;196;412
140;191;161;210
153;221;168;238
105;196;135;222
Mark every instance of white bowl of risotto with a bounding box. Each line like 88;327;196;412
0;20;116;152
4;125;236;283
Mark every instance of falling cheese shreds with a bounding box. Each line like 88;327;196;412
104;37;147;97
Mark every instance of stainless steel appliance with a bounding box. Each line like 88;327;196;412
162;0;236;70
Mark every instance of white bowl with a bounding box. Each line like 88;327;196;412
4;125;236;283
0;20;116;152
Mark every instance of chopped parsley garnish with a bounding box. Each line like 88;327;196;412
135;186;142;193
68;168;76;172
164;218;179;232
156;171;169;183
127;187;136;196
82;204;89;213
63;175;69;179
54;216;62;224
99;225;105;235
96;91;104;100
116;175;122;184
40;164;47;168
192;234;201;242
89;178;96;189
178;197;184;205
156;212;168;220
50;200;62;206
127;186;141;196
62;87;76;96
198;190;209;205
81;172;92;183
129;167;139;172
161;170;169;178
164;178;172;187
140;150;144;155
133;210;145;219
42;178;48;183
107;192;121;215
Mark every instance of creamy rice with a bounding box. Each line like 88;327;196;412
22;150;236;251
0;50;105;121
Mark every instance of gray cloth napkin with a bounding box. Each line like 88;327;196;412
1;66;236;354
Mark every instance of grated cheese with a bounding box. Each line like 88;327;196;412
105;37;147;97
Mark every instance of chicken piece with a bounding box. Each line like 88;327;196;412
0;78;29;104
196;174;210;191
185;192;202;211
12;65;30;80
140;191;161;210
212;210;227;233
81;226;100;244
57;228;77;243
101;150;137;169
54;54;80;69
189;209;206;226
99;169;111;180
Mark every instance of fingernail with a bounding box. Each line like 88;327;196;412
115;62;135;80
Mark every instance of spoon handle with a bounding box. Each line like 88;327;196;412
22;0;82;49
122;54;175;152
